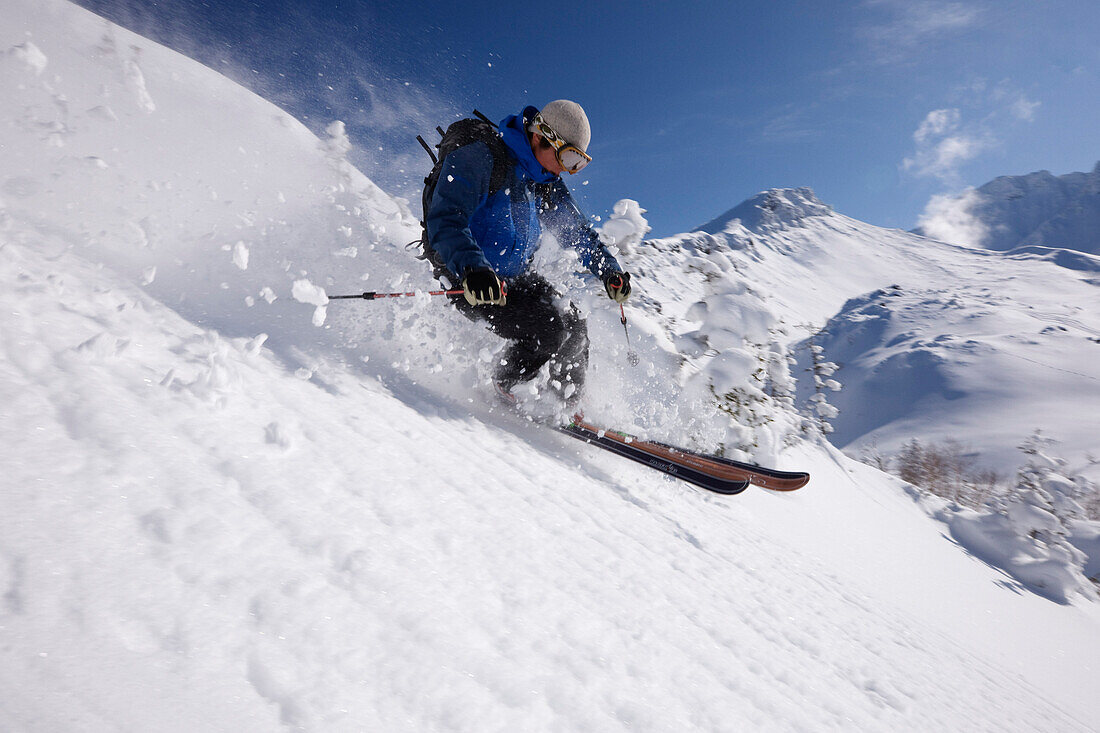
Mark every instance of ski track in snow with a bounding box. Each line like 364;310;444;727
2;0;1099;730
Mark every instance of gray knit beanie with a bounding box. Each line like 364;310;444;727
533;99;591;153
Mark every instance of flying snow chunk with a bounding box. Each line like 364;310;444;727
246;333;268;356
324;120;351;160
232;241;249;270
291;279;328;306
292;278;329;327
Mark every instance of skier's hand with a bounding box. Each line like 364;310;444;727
462;267;506;306
602;271;632;303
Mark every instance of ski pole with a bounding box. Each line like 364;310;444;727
606;275;640;367
329;288;464;300
619;303;640;367
330;280;508;302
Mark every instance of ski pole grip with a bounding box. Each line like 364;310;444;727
329;292;376;300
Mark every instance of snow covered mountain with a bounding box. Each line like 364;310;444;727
915;162;1100;255
3;0;1100;730
644;187;1100;484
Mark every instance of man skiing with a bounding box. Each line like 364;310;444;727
423;99;632;408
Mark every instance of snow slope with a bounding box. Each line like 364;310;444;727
2;1;1100;731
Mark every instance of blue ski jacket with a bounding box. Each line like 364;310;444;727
424;105;622;281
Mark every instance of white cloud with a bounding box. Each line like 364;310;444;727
861;0;983;63
903;109;989;183
894;1;980;35
913;108;960;143
930;134;983;171
761;106;821;142
916;188;988;247
1009;94;1040;121
902;80;1041;184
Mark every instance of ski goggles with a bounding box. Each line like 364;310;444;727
531;112;591;174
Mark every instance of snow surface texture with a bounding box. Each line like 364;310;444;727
2;0;1100;730
915;162;1100;255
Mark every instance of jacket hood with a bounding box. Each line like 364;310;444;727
499;106;558;183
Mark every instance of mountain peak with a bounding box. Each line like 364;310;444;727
696;187;833;235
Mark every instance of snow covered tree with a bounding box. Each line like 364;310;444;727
940;432;1097;604
765;338;797;409
706;345;775;442
801;327;841;435
859;440;891;473
679;273;803;462
1002;432;1092;525
1080;454;1100;521
991;431;1097;602
597;199;651;257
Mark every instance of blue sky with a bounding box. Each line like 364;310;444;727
77;0;1100;237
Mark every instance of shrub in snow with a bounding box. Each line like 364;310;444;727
894;438;999;508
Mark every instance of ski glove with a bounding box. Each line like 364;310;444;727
462;267;506;306
602;271;632;303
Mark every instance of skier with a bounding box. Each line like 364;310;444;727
423;99;632;408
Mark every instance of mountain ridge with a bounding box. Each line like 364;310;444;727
695;186;834;235
647;186;1100;481
915;161;1100;255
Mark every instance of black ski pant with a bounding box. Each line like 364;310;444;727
450;272;588;402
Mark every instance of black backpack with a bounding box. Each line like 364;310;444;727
416;110;510;276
